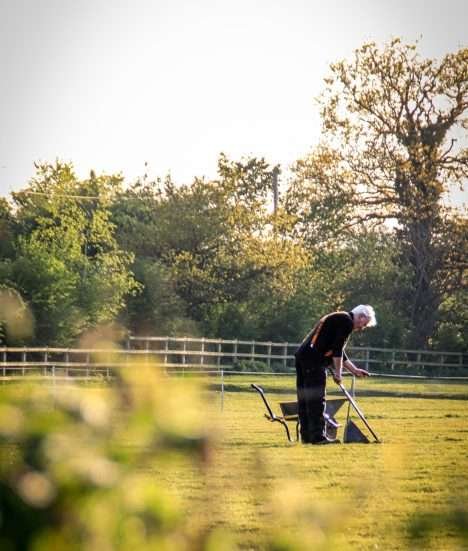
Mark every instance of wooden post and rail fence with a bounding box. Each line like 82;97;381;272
0;336;466;381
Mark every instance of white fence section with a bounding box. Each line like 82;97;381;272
127;336;466;374
0;337;466;381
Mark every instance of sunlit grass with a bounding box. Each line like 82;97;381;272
1;373;467;550
155;375;468;549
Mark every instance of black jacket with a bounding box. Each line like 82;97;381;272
295;311;353;364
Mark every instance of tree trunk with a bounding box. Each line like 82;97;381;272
399;214;441;349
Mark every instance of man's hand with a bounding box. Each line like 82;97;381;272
354;368;370;378
332;369;342;384
343;360;370;378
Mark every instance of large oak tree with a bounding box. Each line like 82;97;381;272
288;39;467;347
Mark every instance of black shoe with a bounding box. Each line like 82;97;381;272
311;436;340;445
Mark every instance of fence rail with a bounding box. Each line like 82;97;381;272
0;337;466;381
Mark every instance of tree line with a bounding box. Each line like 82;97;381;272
1;40;466;350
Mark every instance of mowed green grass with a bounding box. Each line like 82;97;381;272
153;375;468;550
1;375;467;550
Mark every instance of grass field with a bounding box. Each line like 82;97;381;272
1;374;467;550
156;375;468;550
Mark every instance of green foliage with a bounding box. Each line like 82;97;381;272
0;198;16;260
0;365;222;550
0;285;34;345
233;360;269;373
430;289;468;350
1;375;467;550
319;231;413;347
112;155;309;340
2;39;466;351
287;39;467;348
122;258;198;336
3;162;139;345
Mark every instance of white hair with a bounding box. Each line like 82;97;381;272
351;304;377;327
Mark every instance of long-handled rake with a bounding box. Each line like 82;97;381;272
333;376;381;443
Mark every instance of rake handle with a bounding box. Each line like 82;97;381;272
337;381;381;443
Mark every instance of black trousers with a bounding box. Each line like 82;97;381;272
295;356;327;443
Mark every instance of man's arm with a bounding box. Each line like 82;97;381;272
332;356;343;383
332;358;369;384
330;322;352;384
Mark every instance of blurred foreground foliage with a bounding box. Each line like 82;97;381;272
0;364;222;551
1;371;467;550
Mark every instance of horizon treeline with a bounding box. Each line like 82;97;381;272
0;39;467;351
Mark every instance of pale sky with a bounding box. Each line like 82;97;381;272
0;0;467;204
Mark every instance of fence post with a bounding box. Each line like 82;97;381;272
182;337;187;366
251;340;255;362
233;339;238;365
365;348;370;372
164;338;169;367
22;347;26;376
44;348;48;377
267;342;272;370
86;352;90;381
220;368;224;412
283;342;288;371
2;349;6;380
217;341;222;369
65;349;70;378
201;337;205;366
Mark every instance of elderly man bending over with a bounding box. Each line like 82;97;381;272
294;305;377;445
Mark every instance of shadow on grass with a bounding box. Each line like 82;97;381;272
214;383;468;401
223;440;294;449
